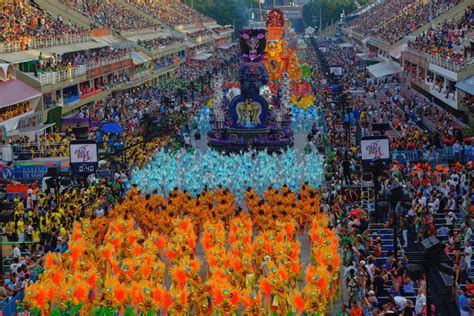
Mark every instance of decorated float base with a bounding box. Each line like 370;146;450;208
207;127;294;153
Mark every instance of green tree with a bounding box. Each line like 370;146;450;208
302;0;368;32
183;0;257;33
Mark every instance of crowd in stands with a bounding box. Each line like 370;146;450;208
12;133;74;158
9;48;238;164
137;36;185;51
0;103;32;123
0;181;127;303
175;47;239;81
126;0;187;27
34;47;130;74
307;38;474;315
126;0;214;27
380;0;463;44
0;0;86;47
62;0;159;32
408;5;473;65
165;0;214;24
349;0;464;44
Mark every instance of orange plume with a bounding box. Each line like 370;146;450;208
46;286;56;301
152;287;163;305
87;273;97;290
317;276;327;289
142;264;151;278
292;293;306;315
212;288;223;306
132;244;142;257
259;278;272;299
163;291;173;311
35;290;47;307
127;232;136;244
173;269;187;290
44;253;56;270
180;291;187;306
233;260;242;272
115;285;127;304
291;261;300;274
74;283;88;303
155;235;167;249
52;270;63;285
278;267;288;281
230;290;240;305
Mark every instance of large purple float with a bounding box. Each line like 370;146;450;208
207;28;294;153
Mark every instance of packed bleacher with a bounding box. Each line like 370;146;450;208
62;0;160;32
35;47;130;74
165;0;214;24
310;39;474;315
10;46;239;161
0;0;87;48
408;5;473;65
349;0;464;44
137;36;185;51
0;103;32;122
125;0;188;27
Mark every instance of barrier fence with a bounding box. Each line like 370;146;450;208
31;55;131;86
0;34;92;53
405;47;471;72
391;147;474;165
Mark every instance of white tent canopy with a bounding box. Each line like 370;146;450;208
338;43;354;49
192;53;212;61
367;61;402;78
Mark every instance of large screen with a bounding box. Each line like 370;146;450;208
330;66;343;76
361;136;390;161
70;140;98;174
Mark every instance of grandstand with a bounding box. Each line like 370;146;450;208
342;0;473;123
0;0;231;138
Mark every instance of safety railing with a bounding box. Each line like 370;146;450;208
32;65;87;85
0;33;92;53
119;27;161;38
30;55;131;86
149;42;185;55
85;54;132;71
391;147;474;165
405;47;471;72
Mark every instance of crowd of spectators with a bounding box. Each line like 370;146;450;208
175;47;239;81
0;0;86;47
126;0;188;27
379;0;463;44
307;38;474;315
137;36;185;51
12;133;74;158
0;181;127;305
0;102;32;123
408;5;473;65
35;47;130;74
349;0;464;44
62;0;160;32
165;0;214;24
348;0;416;35
9;48;238;163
